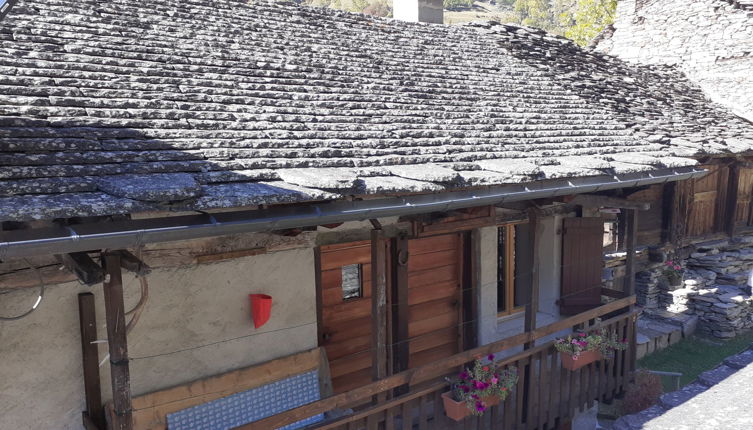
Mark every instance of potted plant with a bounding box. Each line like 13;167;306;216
554;329;628;371
661;260;684;287
442;354;518;421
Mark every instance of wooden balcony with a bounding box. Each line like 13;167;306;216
235;296;637;430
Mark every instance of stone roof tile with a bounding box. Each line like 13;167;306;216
0;0;752;221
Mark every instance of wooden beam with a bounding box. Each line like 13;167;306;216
102;252;133;430
370;228;388;382
661;182;677;244
58;252;104;285
524;207;540;350
114;250;151;275
390;235;410;393
78;293;104;430
568;194;651;211
624;210;638;298
725;163;741;238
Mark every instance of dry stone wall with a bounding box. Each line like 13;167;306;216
633;236;753;339
597;0;753;121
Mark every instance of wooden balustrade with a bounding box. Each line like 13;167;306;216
235;296;636;430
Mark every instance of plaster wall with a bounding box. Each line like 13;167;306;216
477;215;569;358
0;247;317;430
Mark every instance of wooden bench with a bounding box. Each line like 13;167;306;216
105;347;332;430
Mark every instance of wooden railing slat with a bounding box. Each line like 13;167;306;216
237;301;636;430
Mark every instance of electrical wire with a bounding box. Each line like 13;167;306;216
0;258;45;321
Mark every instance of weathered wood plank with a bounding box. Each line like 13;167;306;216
237;304;637;430
102;253;133;430
79;293;104;430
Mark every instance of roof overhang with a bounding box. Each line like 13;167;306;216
0;166;708;260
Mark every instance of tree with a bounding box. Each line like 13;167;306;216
558;0;616;46
512;0;558;32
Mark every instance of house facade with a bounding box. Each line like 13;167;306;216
1;1;753;429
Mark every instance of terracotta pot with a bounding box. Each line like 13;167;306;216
481;395;500;408
560;350;602;371
441;392;471;421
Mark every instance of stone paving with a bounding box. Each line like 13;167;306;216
613;347;753;429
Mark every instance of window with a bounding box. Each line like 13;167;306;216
497;223;532;316
341;264;363;300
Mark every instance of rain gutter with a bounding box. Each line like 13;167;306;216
0;166;707;260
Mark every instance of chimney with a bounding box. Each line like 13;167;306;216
393;0;444;24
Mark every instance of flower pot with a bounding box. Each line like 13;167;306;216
441;392;471;421
481;395;500;408
560;350;601;371
249;294;272;328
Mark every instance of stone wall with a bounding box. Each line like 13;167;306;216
634;236;753;339
596;0;753;121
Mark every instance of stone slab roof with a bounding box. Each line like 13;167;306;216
597;0;753;121
1;0;752;222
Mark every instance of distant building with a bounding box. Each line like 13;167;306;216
595;0;753;121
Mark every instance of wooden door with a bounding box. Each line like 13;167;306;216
687;164;728;237
406;233;463;368
318;241;374;393
560;218;604;316
736;167;753;227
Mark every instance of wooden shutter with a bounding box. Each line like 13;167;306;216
560;217;604;316
687;165;728;237
736;167;753;227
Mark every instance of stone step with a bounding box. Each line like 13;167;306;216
722;347;753;369
611;405;666;430
698;364;737;387
658;382;707;409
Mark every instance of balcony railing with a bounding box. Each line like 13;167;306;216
235;296;636;430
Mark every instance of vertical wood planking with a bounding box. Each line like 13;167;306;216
526;350;540;429
625;209;638;298
102;252;133;430
401;397;412;430
418;394;429;430
78;292;104;430
537;350;550;429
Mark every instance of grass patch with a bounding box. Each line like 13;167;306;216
637;330;753;390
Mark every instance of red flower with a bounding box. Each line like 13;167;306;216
482;366;489;372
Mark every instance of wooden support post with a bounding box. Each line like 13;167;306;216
524;208;540;350
661;182;677;245
624;209;638;376
624;210;638;298
726;163;740;238
102;252;134;430
78;292;104;430
371;228;388;382
391;235;410;394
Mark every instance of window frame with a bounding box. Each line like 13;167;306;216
497;222;527;318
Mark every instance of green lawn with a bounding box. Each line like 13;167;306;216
637;330;753;390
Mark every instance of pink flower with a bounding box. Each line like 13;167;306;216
674;265;681;270
578;333;587;337
475;401;486;412
487;354;495;361
459;371;469;380
491;376;499;385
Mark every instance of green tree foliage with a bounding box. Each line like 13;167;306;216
558;0;616;46
444;0;474;11
303;0;392;17
510;0;615;45
512;0;558;32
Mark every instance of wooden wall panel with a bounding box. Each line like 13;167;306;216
627;185;664;245
736;167;753;226
318;241;374;393
406;234;462;370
